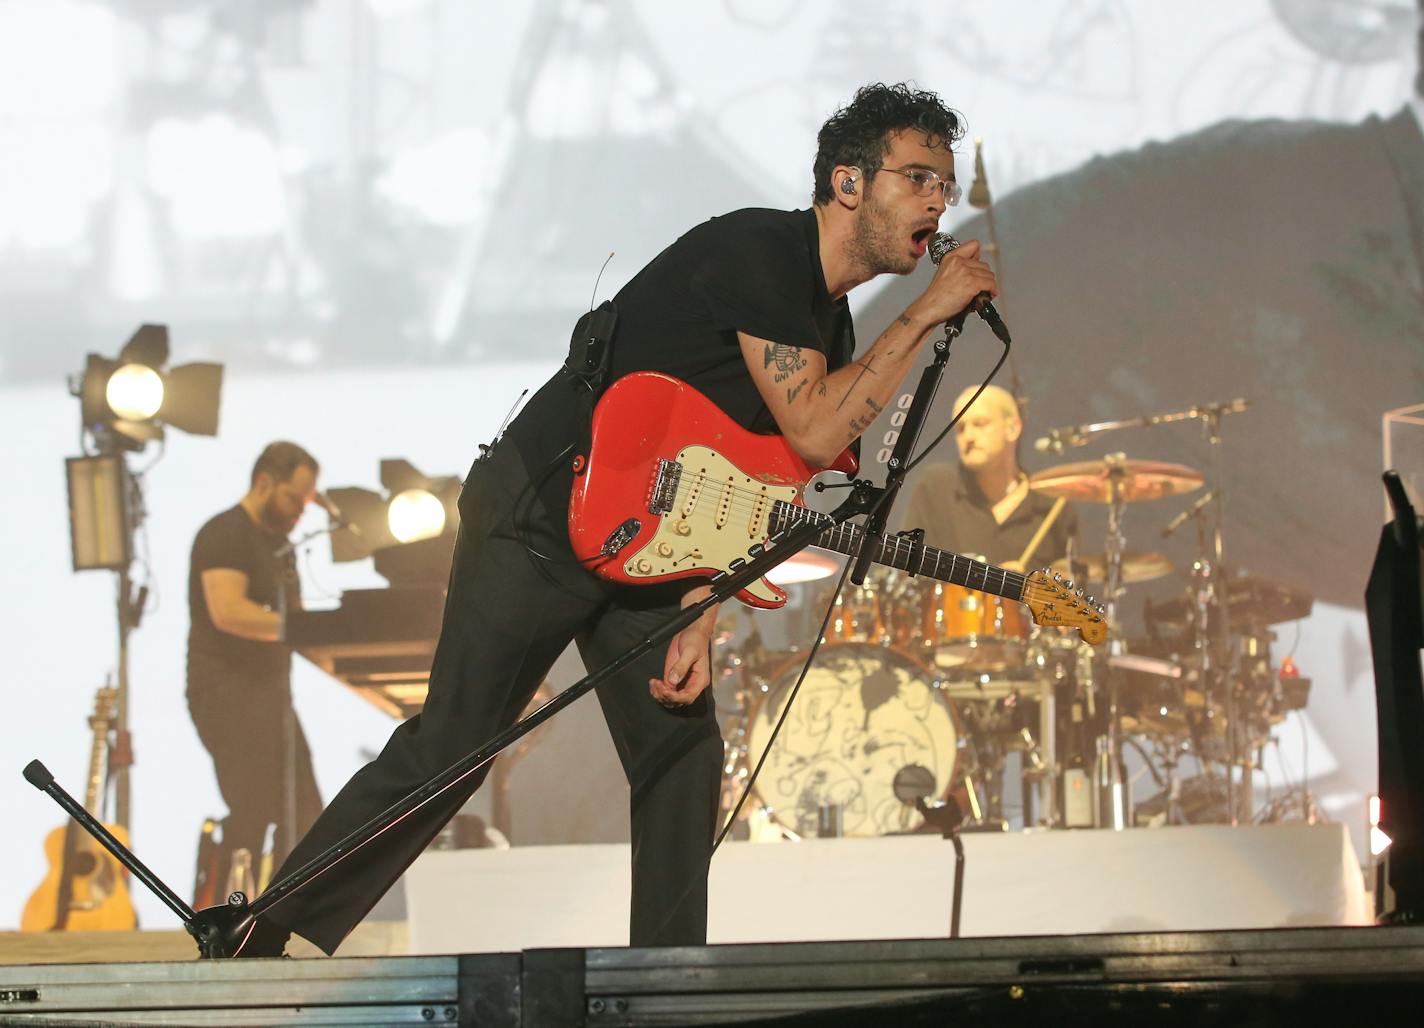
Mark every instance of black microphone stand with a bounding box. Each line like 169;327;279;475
849;321;959;585
24;457;937;958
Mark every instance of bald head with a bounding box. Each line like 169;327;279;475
954;384;1020;422
954;384;1023;477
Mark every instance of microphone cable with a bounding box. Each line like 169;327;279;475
712;327;1012;852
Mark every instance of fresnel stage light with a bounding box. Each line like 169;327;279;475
73;323;224;452
327;459;462;586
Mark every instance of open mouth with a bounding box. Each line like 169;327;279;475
911;227;934;256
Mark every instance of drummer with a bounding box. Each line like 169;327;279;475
899;384;1077;572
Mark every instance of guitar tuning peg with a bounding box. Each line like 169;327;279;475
1064;579;1074;592
1075;587;1085;598
1052;572;1062;583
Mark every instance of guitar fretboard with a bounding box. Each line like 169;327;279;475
769;502;1028;601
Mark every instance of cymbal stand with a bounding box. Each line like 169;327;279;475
1194;406;1245;822
1097;454;1130;830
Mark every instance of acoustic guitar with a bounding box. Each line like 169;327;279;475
21;686;137;932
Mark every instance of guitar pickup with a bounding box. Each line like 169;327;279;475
649;459;682;515
601;519;641;557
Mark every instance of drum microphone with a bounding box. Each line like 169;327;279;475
928;233;1011;344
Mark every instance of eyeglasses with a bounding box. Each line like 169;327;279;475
879;166;962;206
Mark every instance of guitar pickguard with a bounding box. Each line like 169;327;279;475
622;445;799;606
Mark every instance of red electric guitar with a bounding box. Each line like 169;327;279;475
568;372;1108;642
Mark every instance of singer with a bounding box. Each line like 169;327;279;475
186;441;324;902
227;82;999;958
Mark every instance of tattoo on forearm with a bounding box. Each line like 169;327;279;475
835;355;878;411
787;379;808;404
846;397;883;437
816;381;828;398
896;313;912;327
764;343;808;384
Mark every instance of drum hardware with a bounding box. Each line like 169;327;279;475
1109;651;1182;679
1029;450;1206;828
1050;550;1174;586
1034;398;1250;458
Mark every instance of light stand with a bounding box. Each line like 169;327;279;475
66;452;148;835
65;324;224;839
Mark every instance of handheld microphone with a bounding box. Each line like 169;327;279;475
928;233;1012;344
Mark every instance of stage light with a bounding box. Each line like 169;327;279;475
74;323;223;452
105;364;164;421
327;460;461;586
388;488;447;544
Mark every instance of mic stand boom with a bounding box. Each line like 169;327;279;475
25;470;891;958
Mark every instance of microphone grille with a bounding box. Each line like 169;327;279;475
928;232;959;266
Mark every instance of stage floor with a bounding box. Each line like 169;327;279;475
0;926;1421;1025
405;822;1370;953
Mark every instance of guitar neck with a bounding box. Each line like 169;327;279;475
772;503;1027;601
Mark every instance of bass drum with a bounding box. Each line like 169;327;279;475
746;643;959;838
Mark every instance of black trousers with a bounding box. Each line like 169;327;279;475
262;442;724;954
187;668;323;894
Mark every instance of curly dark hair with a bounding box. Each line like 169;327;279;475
812;83;964;205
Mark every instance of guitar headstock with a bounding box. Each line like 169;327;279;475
1022;569;1109;645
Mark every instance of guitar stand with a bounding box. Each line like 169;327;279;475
23;478;891;958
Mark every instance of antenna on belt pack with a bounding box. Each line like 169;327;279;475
564;300;619;394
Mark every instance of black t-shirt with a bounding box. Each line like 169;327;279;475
899;463;1078;569
507;207;856;518
187;505;298;683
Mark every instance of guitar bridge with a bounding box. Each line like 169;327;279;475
649;459;682;515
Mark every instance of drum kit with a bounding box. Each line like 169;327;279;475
716;398;1315;839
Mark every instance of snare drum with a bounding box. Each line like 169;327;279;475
920;580;1028;671
744;643;960;837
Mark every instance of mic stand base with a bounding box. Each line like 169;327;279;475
916;798;967;938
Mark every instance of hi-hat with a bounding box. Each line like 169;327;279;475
1030;457;1203;503
1050;551;1173;585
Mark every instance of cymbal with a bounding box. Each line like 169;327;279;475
1050;551;1174;585
1030;458;1203;503
1147;574;1314;629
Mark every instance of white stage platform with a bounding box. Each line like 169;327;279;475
404;823;1369;955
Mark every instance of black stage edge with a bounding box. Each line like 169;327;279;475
3;927;1424;1025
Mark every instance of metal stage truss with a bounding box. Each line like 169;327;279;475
2;926;1424;1025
